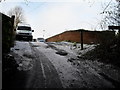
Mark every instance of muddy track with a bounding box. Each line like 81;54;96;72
26;42;63;88
5;41;120;88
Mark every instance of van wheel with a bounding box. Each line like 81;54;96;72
28;37;32;41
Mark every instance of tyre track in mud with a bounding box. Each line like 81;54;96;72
26;42;63;88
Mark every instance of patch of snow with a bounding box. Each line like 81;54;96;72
13;41;32;56
31;42;84;88
12;41;120;88
31;42;114;88
47;42;96;57
11;41;33;71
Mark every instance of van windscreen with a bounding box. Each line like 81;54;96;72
18;26;31;31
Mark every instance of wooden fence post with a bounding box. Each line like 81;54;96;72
81;30;83;50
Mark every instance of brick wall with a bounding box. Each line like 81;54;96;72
46;30;115;44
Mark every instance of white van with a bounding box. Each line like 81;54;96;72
16;23;34;41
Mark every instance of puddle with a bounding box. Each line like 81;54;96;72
32;45;40;47
15;49;20;50
56;50;68;56
23;53;34;59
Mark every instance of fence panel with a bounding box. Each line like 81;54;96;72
1;13;15;54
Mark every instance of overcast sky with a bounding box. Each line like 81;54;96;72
0;0;117;39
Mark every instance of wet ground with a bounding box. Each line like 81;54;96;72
3;41;62;88
3;41;120;88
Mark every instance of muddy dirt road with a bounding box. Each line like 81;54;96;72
6;41;120;88
8;41;62;88
26;43;62;88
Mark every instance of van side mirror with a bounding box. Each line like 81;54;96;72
32;30;34;32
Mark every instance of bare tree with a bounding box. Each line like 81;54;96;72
0;0;28;3
8;6;25;28
0;0;4;2
100;0;120;29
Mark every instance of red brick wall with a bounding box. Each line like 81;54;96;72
46;31;80;42
46;30;115;44
83;31;101;44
